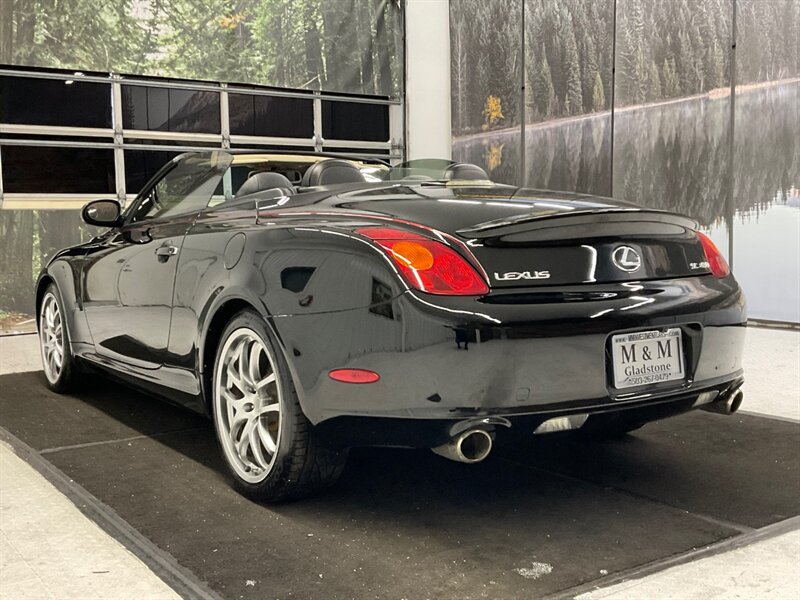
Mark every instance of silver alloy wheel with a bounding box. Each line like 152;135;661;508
39;292;64;384
214;327;283;484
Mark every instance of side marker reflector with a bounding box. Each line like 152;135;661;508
328;369;381;384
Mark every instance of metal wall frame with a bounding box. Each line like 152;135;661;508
0;67;405;209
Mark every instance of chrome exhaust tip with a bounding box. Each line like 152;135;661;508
432;429;493;463
701;388;744;415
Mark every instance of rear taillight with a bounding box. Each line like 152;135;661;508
357;227;489;295
696;231;730;278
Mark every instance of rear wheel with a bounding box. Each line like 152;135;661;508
38;284;79;393
212;309;347;502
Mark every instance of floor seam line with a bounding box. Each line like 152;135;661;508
0;425;223;600
736;410;800;424
544;515;800;600
500;455;755;534
38;427;206;455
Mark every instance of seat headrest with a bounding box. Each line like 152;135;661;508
301;159;365;187
237;172;295;197
443;163;489;181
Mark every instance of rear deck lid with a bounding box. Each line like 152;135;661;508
334;185;710;287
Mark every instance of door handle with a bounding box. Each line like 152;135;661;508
155;245;179;261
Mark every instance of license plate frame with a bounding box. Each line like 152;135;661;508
610;328;685;390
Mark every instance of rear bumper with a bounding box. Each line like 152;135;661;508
269;274;746;445
313;377;745;448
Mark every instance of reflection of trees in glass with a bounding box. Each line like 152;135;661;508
451;0;800;134
450;0;523;134
0;0;402;96
616;0;733;105
732;84;800;219
0;1;144;72
451;0;614;134
614;84;799;226
738;0;799;84
454;113;611;194
0;210;92;315
456;82;798;224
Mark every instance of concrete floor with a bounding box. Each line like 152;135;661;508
0;442;181;600
0;327;798;600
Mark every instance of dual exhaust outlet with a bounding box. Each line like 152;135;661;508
700;388;744;415
431;388;744;464
432;429;493;463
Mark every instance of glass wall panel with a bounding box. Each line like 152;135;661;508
321;101;389;142
124;150;180;196
0;209;95;326
612;0;733;230
0;1;403;97
1;146;115;194
521;0;613;195
450;0;522;185
731;0;800;322
121;86;221;133
228;94;314;138
0;66;397;334
0;76;112;128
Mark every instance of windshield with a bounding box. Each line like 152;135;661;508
384;159;489;182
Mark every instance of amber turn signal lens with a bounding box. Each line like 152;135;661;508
356;226;489;296
390;241;435;270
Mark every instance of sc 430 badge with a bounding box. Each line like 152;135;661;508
494;270;551;281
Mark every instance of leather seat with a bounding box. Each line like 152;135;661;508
443;163;489;181
301;159;365;187
236;172;295;197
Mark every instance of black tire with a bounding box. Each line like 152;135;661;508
38;283;80;393
211;309;347;502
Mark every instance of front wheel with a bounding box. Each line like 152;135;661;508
212;309;347;502
39;284;79;393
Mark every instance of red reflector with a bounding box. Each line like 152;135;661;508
696;231;730;278
356;226;489;296
328;369;380;384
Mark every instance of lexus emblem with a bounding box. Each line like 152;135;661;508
611;246;642;273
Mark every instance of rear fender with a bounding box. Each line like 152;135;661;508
192;225;408;415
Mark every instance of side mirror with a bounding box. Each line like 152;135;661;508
82;199;122;227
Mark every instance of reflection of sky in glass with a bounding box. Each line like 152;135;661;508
708;198;800;323
456;82;799;323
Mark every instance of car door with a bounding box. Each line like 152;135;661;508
82;152;232;369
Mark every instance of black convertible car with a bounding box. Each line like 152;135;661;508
36;151;746;501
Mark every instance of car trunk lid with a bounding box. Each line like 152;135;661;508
333;186;710;288
458;208;709;287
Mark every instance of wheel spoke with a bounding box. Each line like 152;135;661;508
40;295;65;383
249;425;268;468
247;342;262;388
226;357;244;393
255;371;276;391
237;340;251;388
257;421;277;454
256;401;279;417
230;407;250;430
236;419;255;460
221;387;245;410
215;328;282;483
